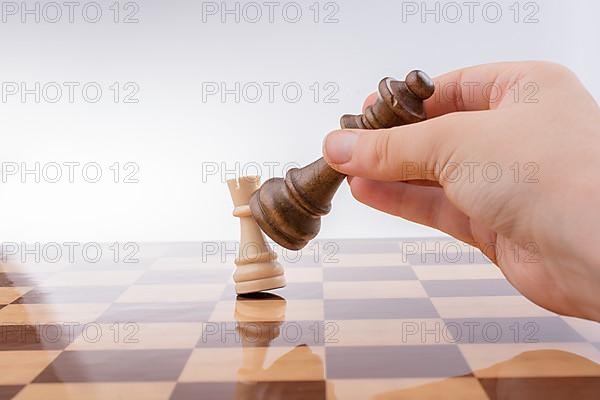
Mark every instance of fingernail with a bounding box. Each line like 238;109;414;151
324;130;358;164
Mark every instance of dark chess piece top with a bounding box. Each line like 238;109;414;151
250;70;435;250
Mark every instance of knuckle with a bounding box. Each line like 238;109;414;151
373;131;392;173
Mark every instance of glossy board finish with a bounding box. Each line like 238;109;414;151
0;238;598;399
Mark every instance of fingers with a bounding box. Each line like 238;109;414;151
323;110;488;182
349;177;475;243
424;61;527;117
405;179;442;188
359;62;529;119
362;92;378;113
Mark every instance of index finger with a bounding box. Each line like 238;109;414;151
361;61;531;118
425;61;529;117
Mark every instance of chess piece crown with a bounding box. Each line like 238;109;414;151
250;70;435;250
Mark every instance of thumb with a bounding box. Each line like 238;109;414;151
322;111;486;182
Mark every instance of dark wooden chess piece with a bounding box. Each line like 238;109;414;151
250;70;435;250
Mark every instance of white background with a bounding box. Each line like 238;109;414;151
0;0;598;242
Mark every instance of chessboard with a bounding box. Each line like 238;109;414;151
0;238;599;399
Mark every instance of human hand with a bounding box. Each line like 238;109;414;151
322;61;600;321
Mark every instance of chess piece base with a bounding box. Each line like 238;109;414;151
236;274;287;295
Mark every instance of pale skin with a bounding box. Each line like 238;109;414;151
322;61;600;321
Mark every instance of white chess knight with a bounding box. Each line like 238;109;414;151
227;176;286;294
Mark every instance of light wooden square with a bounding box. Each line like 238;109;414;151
328;377;488;400
431;296;555;318
40;270;144;287
459;342;600;377
284;267;323;283
324;281;427;299
0;350;60;384
412;264;504;280
561;316;600;342
0;287;32;304
321;253;409;268
0;303;110;324
326;319;455;346
15;382;175;400
66;323;203;350
179;346;326;382
116;284;224;303
150;257;227;270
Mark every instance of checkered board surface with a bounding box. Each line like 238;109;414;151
0;238;599;399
